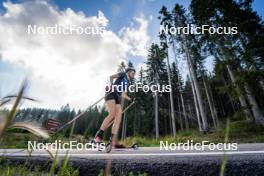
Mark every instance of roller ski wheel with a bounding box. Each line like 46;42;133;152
90;139;104;151
131;143;138;150
105;142;112;153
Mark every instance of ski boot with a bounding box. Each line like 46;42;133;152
91;130;104;151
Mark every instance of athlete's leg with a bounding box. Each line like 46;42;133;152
94;100;115;142
111;104;122;145
100;100;116;130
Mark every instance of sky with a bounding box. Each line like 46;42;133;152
0;0;263;110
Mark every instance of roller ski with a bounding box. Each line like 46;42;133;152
105;137;138;153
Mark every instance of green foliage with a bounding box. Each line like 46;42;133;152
0;164;42;176
228;120;264;138
128;172;148;176
0;153;79;176
97;169;148;176
122;120;264;146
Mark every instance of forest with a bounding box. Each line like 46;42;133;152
7;0;264;142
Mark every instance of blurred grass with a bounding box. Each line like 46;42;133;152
98;169;148;176
0;81;49;148
0;158;78;176
0;118;263;176
1;120;264;148
123;120;264;146
0;163;43;176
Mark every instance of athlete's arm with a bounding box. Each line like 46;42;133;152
121;92;132;101
109;73;119;84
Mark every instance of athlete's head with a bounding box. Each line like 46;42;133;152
126;67;136;79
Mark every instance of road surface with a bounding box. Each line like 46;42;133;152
1;143;264;175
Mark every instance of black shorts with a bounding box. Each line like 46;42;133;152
105;92;121;104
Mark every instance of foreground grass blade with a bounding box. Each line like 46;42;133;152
2;95;37;102
0;81;26;138
49;150;58;176
9;122;49;139
220;118;230;176
0;99;11;107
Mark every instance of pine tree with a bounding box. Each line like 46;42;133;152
164;4;209;131
191;0;264;126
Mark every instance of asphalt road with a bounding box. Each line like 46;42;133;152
1;143;264;176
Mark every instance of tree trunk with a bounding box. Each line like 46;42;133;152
203;76;219;128
165;46;176;137
219;94;227;116
226;65;251;120
177;95;184;131
172;41;184;131
133;105;137;135
208;82;220;124
183;42;208;131
180;92;189;130
187;104;193;127
189;74;202;131
259;79;264;91
215;94;224;117
222;76;236;112
244;83;264;126
154;78;159;139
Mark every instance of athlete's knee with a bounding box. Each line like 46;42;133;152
107;111;115;120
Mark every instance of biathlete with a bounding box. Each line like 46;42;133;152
93;67;136;149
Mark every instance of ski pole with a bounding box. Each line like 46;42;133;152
106;100;136;128
122;100;136;114
56;92;111;133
